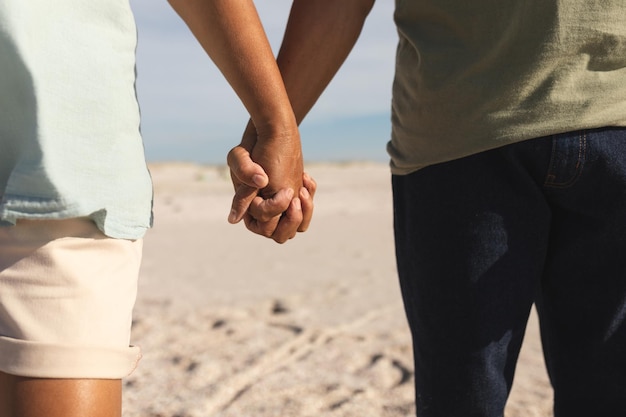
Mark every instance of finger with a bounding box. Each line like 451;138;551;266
298;186;314;232
228;183;258;224
248;188;294;222
243;212;281;238
227;146;268;189
271;197;303;244
303;172;317;198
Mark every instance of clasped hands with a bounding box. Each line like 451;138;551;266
226;121;316;243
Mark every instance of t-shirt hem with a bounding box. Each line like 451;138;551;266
0;196;151;240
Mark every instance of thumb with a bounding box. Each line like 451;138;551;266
228;183;258;224
227;145;268;188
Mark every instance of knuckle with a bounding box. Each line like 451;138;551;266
258;219;279;237
250;210;278;223
226;147;238;167
273;236;288;244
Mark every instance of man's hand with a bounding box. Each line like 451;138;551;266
226;122;316;243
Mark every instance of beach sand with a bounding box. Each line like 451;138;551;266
123;162;554;417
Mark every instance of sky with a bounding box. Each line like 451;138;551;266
130;0;398;165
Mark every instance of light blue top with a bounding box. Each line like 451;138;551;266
0;0;153;239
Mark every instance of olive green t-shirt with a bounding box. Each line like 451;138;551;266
388;0;626;174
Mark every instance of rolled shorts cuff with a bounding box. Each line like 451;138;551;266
0;336;142;379
0;217;143;379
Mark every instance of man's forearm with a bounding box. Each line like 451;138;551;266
276;0;375;124
168;0;297;137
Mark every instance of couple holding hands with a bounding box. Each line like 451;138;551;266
3;0;626;416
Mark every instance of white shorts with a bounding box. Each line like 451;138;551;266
0;218;143;379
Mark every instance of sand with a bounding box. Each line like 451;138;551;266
122;162;554;417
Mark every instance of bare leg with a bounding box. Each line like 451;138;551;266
0;371;121;417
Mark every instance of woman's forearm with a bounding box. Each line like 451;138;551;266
168;0;297;138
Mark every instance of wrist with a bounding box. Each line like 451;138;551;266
253;113;300;145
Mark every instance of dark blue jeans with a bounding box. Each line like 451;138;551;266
392;127;626;417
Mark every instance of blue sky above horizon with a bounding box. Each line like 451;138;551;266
130;0;397;165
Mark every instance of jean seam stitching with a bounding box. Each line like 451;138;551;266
543;131;587;189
